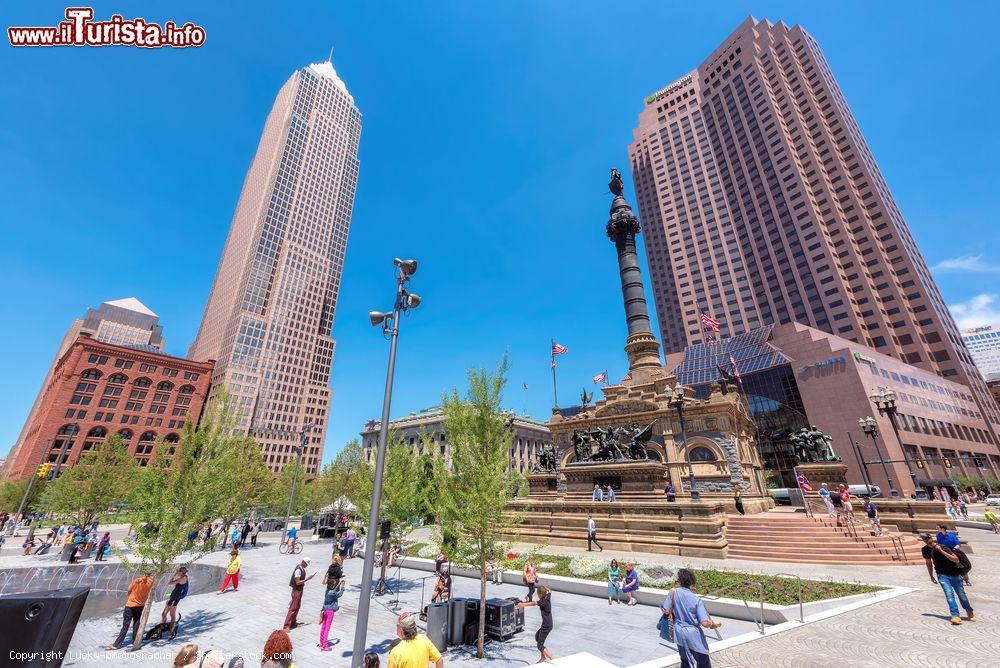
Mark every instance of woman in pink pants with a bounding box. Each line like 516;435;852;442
318;577;346;650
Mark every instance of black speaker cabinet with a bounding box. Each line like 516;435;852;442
0;587;89;668
484;597;524;640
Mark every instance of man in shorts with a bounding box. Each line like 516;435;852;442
864;499;882;535
838;484;855;518
517;585;554;663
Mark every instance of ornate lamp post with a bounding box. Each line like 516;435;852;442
858;416;897;498
352;258;421;668
667;384;698;501
870;387;926;499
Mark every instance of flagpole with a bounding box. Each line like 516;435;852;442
550;339;558;408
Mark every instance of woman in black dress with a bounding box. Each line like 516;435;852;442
734;485;745;515
517;585;554;663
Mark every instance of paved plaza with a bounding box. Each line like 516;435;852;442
2;523;998;667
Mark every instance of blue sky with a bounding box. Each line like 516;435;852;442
2;1;998;463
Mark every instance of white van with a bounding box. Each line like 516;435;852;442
848;484;882;499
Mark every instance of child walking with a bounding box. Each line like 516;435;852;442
219;548;241;594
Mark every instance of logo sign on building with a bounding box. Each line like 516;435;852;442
800;356;847;374
645;74;693;105
853;351;876;365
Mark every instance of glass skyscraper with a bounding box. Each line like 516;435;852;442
189;61;361;475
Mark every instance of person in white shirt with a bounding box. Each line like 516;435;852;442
587;514;603;552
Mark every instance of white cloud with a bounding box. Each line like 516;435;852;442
949;293;1000;329
931;254;1000;273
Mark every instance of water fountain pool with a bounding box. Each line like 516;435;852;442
0;563;226;621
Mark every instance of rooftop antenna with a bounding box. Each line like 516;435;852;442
327;46;334;63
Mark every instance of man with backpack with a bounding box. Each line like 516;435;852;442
920;533;974;625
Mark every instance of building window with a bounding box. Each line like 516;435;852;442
134;377;152;388
689;446;718;462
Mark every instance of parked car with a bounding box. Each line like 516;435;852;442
768;488;793;505
986;494;1000;507
848;484;883;499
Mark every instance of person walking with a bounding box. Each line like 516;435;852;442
388;611;443;668
607;559;622;605
663;568;721;668
586;514;603;552
107;570;155;650
958;499;968;520
920;533;974;625
162;567;189;627
318;575;345;651
592;484;604;502
864;499;882;536
522;558;538;602
344;526;357;558
95;531;111;561
229;525;240;549
819;483;835;518
284;557;313;630
517;585;554;663
218;548;241;594
240;519;252;548
622;562;639;606
250;520;263;547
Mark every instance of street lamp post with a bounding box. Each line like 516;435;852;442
846;432;874;494
280;420;316;547
352;258;421;668
51;423;78;479
870;387;926;499
667;385;698;501
859;416;897;498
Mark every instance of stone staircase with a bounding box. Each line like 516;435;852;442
725;512;924;565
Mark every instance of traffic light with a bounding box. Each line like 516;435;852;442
943;458;953;469
36;462;52;478
915;459;925;469
973;456;985;468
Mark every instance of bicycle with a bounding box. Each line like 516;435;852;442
278;539;302;555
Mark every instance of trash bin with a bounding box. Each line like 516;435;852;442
61;544;76;562
449;598;480;645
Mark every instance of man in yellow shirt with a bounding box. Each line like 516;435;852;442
108;570;155;650
388;612;444;668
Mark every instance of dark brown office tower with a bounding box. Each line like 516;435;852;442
629;17;1000;439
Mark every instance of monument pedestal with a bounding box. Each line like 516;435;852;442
561;460;669;499
797;462;848;490
527;472;559;497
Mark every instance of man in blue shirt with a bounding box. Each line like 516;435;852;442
936;524;960;549
287;525;299;552
663;569;720;668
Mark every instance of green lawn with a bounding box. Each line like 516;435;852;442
403;542;884;606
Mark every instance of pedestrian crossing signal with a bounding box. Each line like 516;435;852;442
943;458;952;469
915;459;925;469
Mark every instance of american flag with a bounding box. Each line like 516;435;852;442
729;354;742;384
700;312;720;333
551;342;568;356
593;370;608;384
795;469;812;492
523;383;528;390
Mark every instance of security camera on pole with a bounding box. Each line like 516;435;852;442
352;258;421;667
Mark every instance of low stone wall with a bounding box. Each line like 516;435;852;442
869;499;949;534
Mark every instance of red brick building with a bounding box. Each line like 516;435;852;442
5;333;213;479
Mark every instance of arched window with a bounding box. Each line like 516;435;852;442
81;369;102;380
139;431;157;442
87;427;107;438
164;433;180;443
118;429;134;442
58;424;77;436
157;381;174;392
134;377;152;388
108;373;128;385
689;446;718;462
178;384;195;395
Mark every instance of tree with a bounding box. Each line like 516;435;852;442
273;456;312;516
0;477;49;517
120;395;248;649
438;355;521;658
378;436;425;546
339;439;374;520
41;435;137;528
209;436;275;548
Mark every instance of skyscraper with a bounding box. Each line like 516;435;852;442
962;326;1000;382
628;17;1000;439
3;297;165;479
188;61;361;475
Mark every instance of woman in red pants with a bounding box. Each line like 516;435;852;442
219;548;241;594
